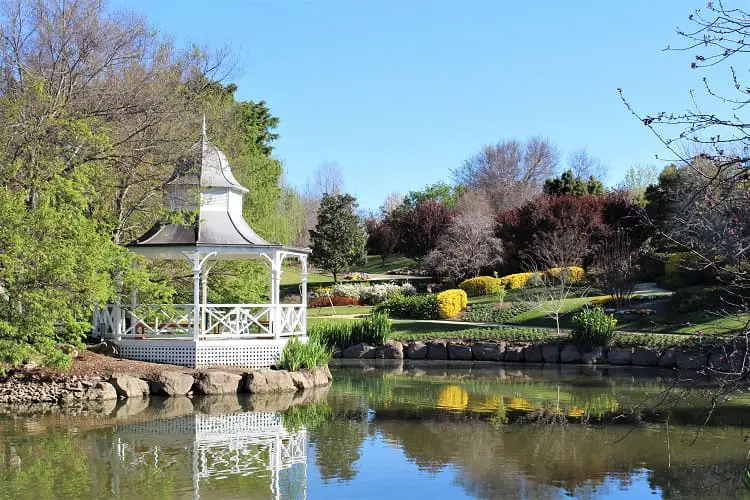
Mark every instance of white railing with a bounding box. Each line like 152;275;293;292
93;303;305;340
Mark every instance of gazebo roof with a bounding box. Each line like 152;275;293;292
128;119;309;258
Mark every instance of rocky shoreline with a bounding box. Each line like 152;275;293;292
335;339;740;372
0;364;332;407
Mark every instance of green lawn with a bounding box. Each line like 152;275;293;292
307;305;373;317
280;267;332;286
355;254;418;275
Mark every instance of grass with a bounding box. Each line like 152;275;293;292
277;336;332;371
355;254;418;275
307;305;373;317
280;266;332;286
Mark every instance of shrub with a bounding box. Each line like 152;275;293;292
374;294;438;319
333;283;366;299
359;283;401;305
546;266;585;284
309;296;360;308
459;276;504;297
277;336;332;371
498;272;538;289
571;307;617;347
400;282;417;296
436;289;468;319
670;287;725;313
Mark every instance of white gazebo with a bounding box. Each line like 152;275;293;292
92;120;310;368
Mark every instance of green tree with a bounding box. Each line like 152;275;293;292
543;169;605;197
403;182;463;209
309;194;367;283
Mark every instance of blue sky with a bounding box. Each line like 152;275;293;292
112;1;707;211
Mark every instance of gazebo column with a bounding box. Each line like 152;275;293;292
269;252;283;339
192;251;202;340
300;255;308;337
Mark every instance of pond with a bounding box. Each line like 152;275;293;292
1;361;750;499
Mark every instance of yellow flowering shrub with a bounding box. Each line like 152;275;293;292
546;266;585;283
590;295;614;306
497;272;537;289
436;289;468;319
437;385;468;410
459;276;503;297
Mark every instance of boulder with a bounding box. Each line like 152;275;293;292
607;348;633;365
87;341;118;357
707;351;744;373
195;371;243;395
560;344;581;363
375;341;404;359
290;370;314;390
406;341;428;359
542;343;561;363
658;348;676;368
342;343;376;359
632;347;659;367
110;374;150;398
524;344;544;363
245;369;297;393
322;364;333;380
333;349;343;358
85;381;118;401
151;372;195;396
472;342;505;361
447;342;473;361
503;345;525;362
675;350;707;370
427;341;448;360
312;366;330;386
581;346;606;364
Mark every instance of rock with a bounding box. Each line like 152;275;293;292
607;347;633;365
245;369;296;393
676;350;707;370
524;344;543;363
542;343;561;363
406;341;428;359
375;341;404;359
322;364;333;380
632;347;659;367
427;341;448;360
658;348;676;368
447;342;473;361
195;371;243;395
472;342;505;361
560;344;581;363
581;346;606;364
151;372;195;396
504;345;525;362
312;366;330;386
87;341;118;357
110;374;150;398
342;343;376;359
87;382;117;401
333;349;343;358
290;370;314;390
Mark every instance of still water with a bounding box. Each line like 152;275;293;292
1;361;750;499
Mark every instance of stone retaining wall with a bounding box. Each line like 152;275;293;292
335;339;736;372
0;366;333;406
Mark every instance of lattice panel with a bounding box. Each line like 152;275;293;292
117;343;197;367
195;343;282;368
196;412;283;435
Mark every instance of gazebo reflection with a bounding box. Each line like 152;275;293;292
96;407;307;499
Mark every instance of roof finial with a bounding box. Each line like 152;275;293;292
201;114;207;142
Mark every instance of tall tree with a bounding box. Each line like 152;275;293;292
398;200;455;261
309;194;366;283
543;170;606;197
453;137;559;213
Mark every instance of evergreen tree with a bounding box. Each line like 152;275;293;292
543;169;605;197
309;194;366;283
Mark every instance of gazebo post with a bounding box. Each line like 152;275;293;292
192;251;201;340
300;255;308;338
270;252;282;339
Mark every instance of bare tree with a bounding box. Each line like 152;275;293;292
619;164;660;201
523;230;589;334
453;137;559;213
567;148;608;180
380;192;404;217
594;231;637;306
298;161;346;247
423;213;503;283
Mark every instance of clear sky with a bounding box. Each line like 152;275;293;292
111;0;705;211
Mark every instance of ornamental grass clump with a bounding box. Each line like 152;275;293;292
571;306;617;348
350;311;391;345
436;289;468;319
277;336;332;371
